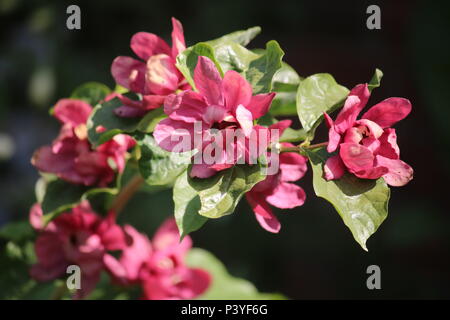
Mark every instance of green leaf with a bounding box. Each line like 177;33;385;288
307;148;390;251
296;73;349;135
272;62;301;92
135;133;191;186
0;221;34;242
87;97;164;147
70;82;111;106
279;127;308;143
188;165;265;219
176;42;223;90
214;41;260;73
205;26;261;47
368;68;383;92
187;248;286;300
40;178;120;224
173;171;208;238
243;40;284;94
269;91;297;116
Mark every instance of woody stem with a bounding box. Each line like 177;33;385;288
109;174;145;215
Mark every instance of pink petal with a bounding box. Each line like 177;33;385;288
111;56;146;93
246;192;273;219
203;105;227;125
324;113;341;153
130;32;171;61
164;91;206;123
334;84;370;134
222;70;252;110
279;151;308;182
153;118;197;152
183;268;212;297
103;254;128;283
145;54;180;96
171;17;186;58
377;128;400;159
247;93;276;119
193;56;223;106
266;182;306;209
142;95;166;110
324;154;345;180
53;99;92;126
255;213;281;233
362;97;412;128
153;218;192;253
235;104;254;137
31;146;75;176
339;142;375;173
361;137;381;153
353;165;389;180
246;193;281;233
268;120;292;143
189;163;218;178
96;212;126;251
29;203;44;230
375;155;413;186
118;225;152;282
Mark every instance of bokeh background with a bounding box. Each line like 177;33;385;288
1;0;449;299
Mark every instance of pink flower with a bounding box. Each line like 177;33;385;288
154;56;277;178
31;98;135;187
111;18;190;117
246;143;308;233
29;202;127;299
323;83;413;186
104;219;211;300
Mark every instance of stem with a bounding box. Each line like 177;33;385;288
109;174;145;215
279;141;328;153
305;142;328;149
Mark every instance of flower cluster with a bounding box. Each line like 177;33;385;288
111;18;189;117
154;56;278;178
32;98;135;187
323;84;413;186
29;202;210;299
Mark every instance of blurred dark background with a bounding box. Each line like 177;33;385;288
1;0;449;299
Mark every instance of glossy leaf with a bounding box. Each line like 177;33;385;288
296;73;349;134
205;26;261;47
173;171;208;238
188;165;265;219
135;133;190;186
70;82;111;106
242;40;284;94
307;148;390;251
187;248;286;300
87;97;164;147
40;178;120;224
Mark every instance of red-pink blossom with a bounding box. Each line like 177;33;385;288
154;56;277;178
31;99;135;187
246;143;308;233
29;202;127;299
111;18;190;117
104;219;211;300
323;83;413;186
